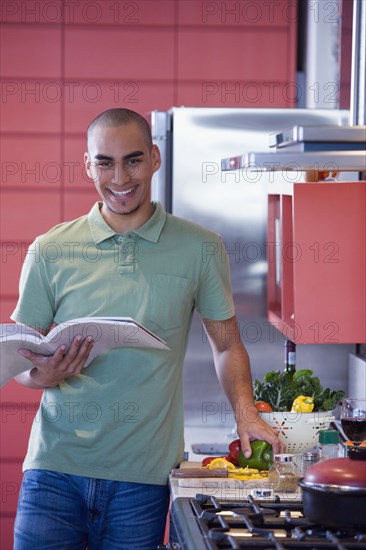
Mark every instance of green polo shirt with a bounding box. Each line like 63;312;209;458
12;202;235;485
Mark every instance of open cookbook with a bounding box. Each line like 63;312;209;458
0;317;169;388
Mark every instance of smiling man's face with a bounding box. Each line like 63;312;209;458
85;122;161;232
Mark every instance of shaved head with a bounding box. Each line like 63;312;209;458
87;108;153;151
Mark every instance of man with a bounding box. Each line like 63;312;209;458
12;108;284;549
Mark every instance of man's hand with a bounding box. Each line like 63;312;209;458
236;403;286;458
16;335;94;388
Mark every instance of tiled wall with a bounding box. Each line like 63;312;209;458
0;1;297;547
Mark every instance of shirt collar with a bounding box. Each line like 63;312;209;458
88;202;167;244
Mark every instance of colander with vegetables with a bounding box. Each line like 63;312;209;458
253;368;344;453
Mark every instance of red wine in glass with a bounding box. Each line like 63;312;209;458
341;418;366;444
341;398;366;445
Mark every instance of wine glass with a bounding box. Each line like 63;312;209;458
340;398;366;446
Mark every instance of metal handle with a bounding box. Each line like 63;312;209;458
350;0;366;125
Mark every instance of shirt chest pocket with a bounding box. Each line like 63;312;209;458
148;274;194;331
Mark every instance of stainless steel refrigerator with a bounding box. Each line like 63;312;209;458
150;107;354;435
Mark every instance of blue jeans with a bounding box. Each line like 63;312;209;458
14;470;170;550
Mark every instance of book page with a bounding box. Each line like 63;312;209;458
0;323;44;342
46;318;168;347
45;316;134;340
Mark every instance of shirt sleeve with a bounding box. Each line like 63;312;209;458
11;237;55;331
195;235;236;320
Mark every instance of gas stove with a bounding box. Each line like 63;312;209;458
164;494;366;549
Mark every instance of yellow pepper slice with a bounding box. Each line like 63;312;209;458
227;466;268;480
229;473;267;480
291;395;314;413
229;468;268;480
229;467;260;475
206;460;269;481
207;458;236;470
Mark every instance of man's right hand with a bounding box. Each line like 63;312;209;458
16;335;94;388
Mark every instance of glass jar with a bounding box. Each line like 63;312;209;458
301;451;321;475
268;454;301;492
318;429;340;459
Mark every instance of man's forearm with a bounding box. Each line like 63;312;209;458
213;343;256;425
203;316;256;423
213;342;286;455
203;316;285;456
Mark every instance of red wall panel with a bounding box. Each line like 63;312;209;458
0;26;62;78
178;28;289;81
1;380;42;407
0;299;18;323
0;463;22;514
0;1;62;24
0;190;61;241
64;28;175;80
177;81;292;108
0;401;37;459
0;0;175;26
63;136;89;188
0;83;62;133
1;136;62;189
0;517;16;550
0;246;25;296
63;81;175;134
178;0;294;26
64;0;176;26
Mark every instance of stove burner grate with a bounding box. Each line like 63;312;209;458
169;494;366;550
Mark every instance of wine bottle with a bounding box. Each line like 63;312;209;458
284;339;296;377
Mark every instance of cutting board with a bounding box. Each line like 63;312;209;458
177;477;270;489
174;461;270;489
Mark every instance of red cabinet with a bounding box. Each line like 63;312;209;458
267;182;366;343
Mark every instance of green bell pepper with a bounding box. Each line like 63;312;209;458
238;440;273;470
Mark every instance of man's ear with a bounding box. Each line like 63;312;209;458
151;144;161;173
84;152;92;178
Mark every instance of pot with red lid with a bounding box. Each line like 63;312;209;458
298;446;366;529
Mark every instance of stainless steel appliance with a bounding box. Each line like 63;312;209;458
151;107;353;432
164;493;366;549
